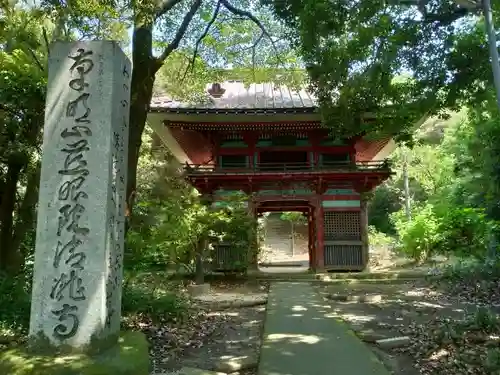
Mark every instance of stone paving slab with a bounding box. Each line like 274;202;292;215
258;282;390;375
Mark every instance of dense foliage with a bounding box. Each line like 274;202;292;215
0;0;269;337
126;130;256;273
0;0;296;275
366;97;500;264
4;3;500;373
265;0;500;141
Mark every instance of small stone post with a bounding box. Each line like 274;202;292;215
29;41;131;352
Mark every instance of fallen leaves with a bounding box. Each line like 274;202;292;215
444;278;500;307
128;307;231;370
398;311;500;375
124;281;268;374
395;263;500;374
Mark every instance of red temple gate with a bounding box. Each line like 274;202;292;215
148;81;396;272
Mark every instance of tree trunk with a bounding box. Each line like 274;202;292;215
402;148;411;221
11;163;41;259
126;24;158;224
0;178;5;223
195;237;206;285
0;159;23;274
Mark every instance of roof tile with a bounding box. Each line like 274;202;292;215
150;81;317;110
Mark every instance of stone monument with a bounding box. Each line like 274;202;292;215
29;41;130;351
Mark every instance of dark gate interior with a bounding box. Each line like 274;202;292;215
259;151;308;171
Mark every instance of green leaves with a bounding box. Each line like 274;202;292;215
126;130;256;271
264;0;496;138
392;203;441;262
279;211;306;224
0;5;48;167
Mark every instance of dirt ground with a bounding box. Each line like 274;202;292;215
316;280;483;374
149;280;268;375
258;235;455;275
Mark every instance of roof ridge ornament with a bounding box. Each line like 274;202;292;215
208;83;226;98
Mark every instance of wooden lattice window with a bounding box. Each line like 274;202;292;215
324;211;361;241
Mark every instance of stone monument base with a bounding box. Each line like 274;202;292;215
0;331;149;375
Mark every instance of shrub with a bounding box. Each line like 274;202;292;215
368;184;400;234
368;225;394;248
0;271;190;341
391;204;441;262
441;257;500;283
0;273;31;337
392;203;498;262
437;207;492;259
121;274;189;323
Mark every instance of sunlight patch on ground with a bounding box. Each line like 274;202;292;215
404;288;440;297
309;303;331;309
258;266;309;273
207;311;240;317
194;292;268;302
429;348;450;361
267;333;322;344
322;312;338;318
219;354;251;361
242;320;261;327
414;301;445;309
329;312;375;323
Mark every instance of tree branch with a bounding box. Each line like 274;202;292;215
423;8;470;26
155;0;202;67
220;0;284;65
397;1;471;26
183;1;221;80
240;31;264;52
156;0;185;19
42;27;50;53
27;49;44;72
242;32;265;80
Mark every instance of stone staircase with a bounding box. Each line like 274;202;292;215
259;214;309;265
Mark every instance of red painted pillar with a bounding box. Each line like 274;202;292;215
308;208;315;270
243;132;257;170
314;197;325;271
212;133;221;168
309;130;322;168
360;197;369;270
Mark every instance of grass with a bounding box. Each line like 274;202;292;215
0;271;191;350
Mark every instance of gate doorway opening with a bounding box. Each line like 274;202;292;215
256;200;313;273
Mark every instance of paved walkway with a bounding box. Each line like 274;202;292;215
258;282;390;375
